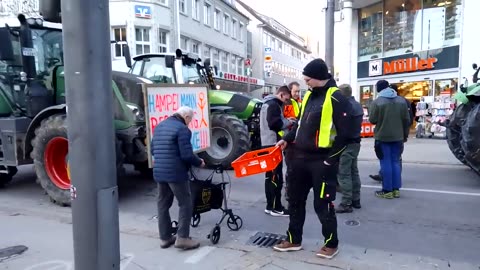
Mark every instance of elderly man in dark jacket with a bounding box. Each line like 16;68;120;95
151;106;205;250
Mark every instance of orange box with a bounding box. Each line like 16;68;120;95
231;146;283;178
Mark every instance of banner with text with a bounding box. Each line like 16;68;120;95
143;84;211;166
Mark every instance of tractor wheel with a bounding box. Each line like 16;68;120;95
31;114;71;206
446;103;472;165
199;114;250;169
0;166;18;188
31;114;125;206
460;103;480;175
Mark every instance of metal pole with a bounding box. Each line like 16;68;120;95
61;0;120;269
325;0;335;75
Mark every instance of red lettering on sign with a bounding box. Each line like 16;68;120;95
155;94;178;112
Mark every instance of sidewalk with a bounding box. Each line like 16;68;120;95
0;206;475;270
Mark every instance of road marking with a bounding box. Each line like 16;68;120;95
362;184;480;197
184;246;216;264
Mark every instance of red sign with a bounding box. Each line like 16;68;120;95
245;58;251;66
384;57;438;75
218;72;258;85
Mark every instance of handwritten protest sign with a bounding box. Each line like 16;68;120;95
143;84;211;167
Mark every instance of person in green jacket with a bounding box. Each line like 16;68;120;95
368;80;410;199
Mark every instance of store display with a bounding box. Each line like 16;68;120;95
415;95;454;139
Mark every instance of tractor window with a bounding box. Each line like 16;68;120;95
0;31;22;74
142;57;174;84
32;29;63;76
182;64;201;84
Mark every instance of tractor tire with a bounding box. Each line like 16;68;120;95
198;113;250;169
446;103;472;165
460;103;480;175
31;114;71;206
31;114;125;206
0;166;18;188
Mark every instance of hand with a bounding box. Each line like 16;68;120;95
276;139;288;150
200;158;205;167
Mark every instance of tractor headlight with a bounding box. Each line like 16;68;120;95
126;103;145;122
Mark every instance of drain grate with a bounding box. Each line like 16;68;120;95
345;220;360;226
246;232;287;248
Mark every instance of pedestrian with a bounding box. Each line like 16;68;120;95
369;84;413;183
272;58;354;259
336;84;364;213
283;81;302;119
368;80;410;199
260;85;294;217
151;106;205;250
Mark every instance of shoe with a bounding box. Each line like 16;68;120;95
393;190;400;198
335;203;353;213
375;190;394;199
316;246;339;259
174;237;200;250
264;209;272;215
273;240;302;252
270;208;289;217
352;200;361;209
160;236;176;249
369;174;382;182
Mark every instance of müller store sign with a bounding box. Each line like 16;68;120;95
358;45;460;78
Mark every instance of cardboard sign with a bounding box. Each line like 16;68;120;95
143;84;211;167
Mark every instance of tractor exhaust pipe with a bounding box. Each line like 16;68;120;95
17;14;37;79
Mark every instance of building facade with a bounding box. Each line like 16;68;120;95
331;0;476;108
236;0;312;99
109;0;264;92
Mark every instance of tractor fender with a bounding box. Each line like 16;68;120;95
210;105;233;114
24;104;67;160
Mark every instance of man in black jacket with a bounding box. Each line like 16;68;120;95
272;59;354;259
259;85;294;217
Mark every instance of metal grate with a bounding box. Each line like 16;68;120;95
246;232;287;248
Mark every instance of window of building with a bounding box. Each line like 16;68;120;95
230;55;236;72
203;2;211;25
239;23;244;41
237;58;243;74
158;29;168;53
358;2;383;61
221;52;228;71
203;46;210;59
212;49;220;68
180;36;188;50
192;0;200;21
192;41;200;54
223;14;229;34
135;27;150;55
422;0;462;48
157;0;167;5
179;0;186;13
112;27;127;57
232;19;237;38
435;78;458;97
214;9;221;30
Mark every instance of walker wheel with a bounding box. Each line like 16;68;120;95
191;213;201;227
227;215;243;231
171;220;178;236
209;225;221;244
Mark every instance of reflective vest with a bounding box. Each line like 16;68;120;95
291;98;300;117
297;87;338;148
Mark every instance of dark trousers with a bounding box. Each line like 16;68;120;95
338;143;361;205
286;151;338;248
265;161;284;211
157;181;192;240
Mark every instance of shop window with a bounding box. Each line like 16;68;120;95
435;78;458;97
359;85;374;107
392;80;432;102
422;0;462;48
358;3;383;62
383;0;422;58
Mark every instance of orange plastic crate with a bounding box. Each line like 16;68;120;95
231;146;283;178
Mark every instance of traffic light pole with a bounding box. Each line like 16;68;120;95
325;0;335;75
61;0;120;269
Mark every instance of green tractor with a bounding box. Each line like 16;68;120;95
127;51;264;168
446;63;480;175
0;14;151;205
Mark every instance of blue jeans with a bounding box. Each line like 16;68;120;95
377;141;403;192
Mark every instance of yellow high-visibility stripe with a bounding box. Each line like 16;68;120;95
291;98;300;117
320;182;325;198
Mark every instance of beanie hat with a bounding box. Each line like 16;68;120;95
302;58;332;80
376;80;389;92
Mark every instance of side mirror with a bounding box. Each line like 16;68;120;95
473;63;478;70
165;55;175;68
0;28;14;61
123;44;132;68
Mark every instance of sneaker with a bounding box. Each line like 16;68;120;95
160;236;176;249
352;200;361;209
375;190;394;199
316;246;339;259
369;174;382;182
270;208;289;217
273;240;302;252
264;209;272;215
335;203;353;213
393;190;400;198
174;237;200;250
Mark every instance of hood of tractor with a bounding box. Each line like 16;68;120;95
208;90;262;120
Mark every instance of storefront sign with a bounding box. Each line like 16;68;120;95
383;57;437;75
135;5;152;19
216;72;263;85
369;60;382;76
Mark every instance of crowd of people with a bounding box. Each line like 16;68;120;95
148;58;412;259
